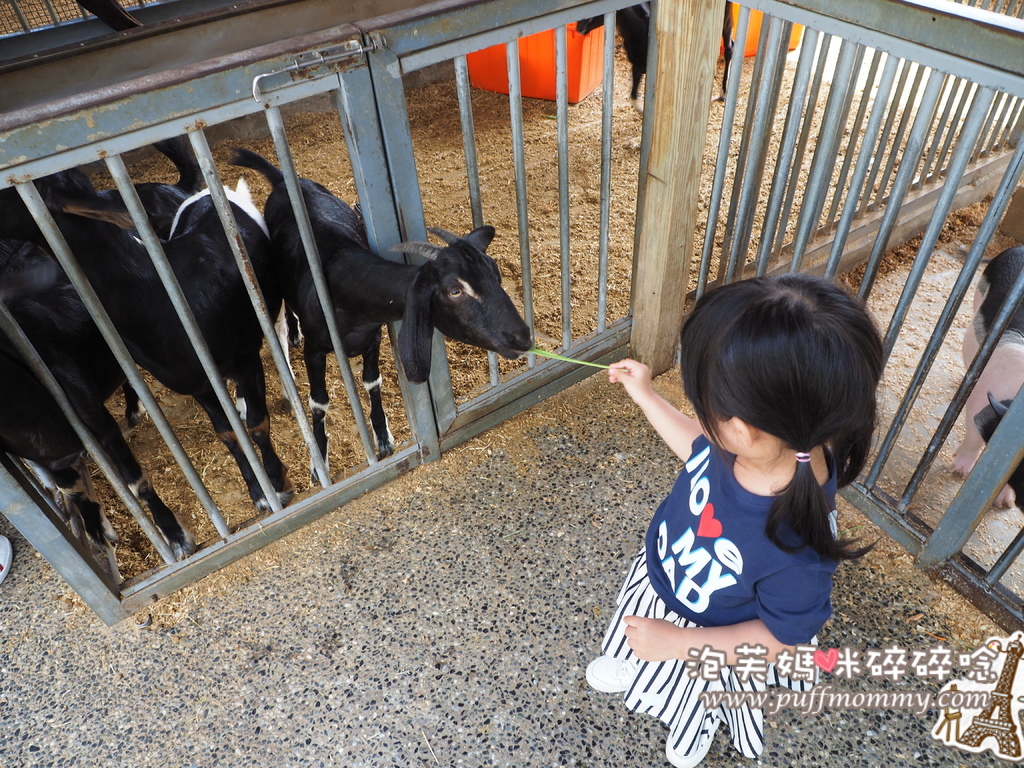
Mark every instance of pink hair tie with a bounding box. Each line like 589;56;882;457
795;452;812;463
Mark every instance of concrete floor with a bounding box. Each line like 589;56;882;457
0;373;1008;767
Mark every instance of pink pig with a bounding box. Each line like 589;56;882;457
951;245;1024;509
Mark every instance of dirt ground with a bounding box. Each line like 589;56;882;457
63;34;1021;622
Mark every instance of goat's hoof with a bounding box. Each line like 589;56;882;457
167;528;197;560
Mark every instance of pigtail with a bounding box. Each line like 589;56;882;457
766;460;872;560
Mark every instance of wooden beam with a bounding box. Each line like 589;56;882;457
631;0;725;375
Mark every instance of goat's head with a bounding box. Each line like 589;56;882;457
391;226;532;383
976;393;1024;506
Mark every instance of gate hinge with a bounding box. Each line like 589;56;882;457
252;37;366;102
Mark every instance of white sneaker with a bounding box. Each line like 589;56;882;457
586;655;638;693
0;535;12;587
665;717;721;768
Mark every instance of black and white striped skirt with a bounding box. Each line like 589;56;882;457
599;549;816;759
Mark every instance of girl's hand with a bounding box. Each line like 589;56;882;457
623;616;692;662
608;358;654;401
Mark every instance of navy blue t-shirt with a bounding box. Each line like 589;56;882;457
644;435;839;646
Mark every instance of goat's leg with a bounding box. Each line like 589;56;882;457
360;330;394;459
235;365;294;507
122;382;146;431
304;346;331;481
86;405;196;560
719;2;735;102
46;464;119;567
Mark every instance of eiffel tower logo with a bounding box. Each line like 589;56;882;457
958;635;1024;758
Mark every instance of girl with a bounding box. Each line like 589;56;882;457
590;273;884;767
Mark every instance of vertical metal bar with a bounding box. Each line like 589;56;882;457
725;16;785;281
753;26;818;276
507;38;537;366
453;55;501;386
0;457;127;625
898;135;1024;503
454;55;485;230
262;106;374;477
14;181;197;562
184;131;289;512
104;157;253;537
0;299;177;564
697;4;752;296
986;519;1024;585
878;86;996;358
772;32;833;259
974;91;1012;159
921;76;966;185
823;46;878;228
858;71;944;300
341;51;445;455
789;38;860;271
932;81;976;178
875;62;927;205
859;57;914;216
555;24;572;349
864;87;1000;488
919;389;1024;568
824;53;901;277
722;18;774;274
597;14;615;333
995;97;1023;148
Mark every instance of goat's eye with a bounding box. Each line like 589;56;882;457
448;287;463;297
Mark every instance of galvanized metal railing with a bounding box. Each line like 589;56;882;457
2;0;1024;628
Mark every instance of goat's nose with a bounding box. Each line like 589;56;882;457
507;325;533;352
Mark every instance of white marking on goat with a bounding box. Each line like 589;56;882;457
457;278;480;301
309;397;329;415
167;177;269;239
235;397;248;421
363;375;383;392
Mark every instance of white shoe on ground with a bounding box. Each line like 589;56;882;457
0;535;12;587
585;654;639;693
665;717;721;768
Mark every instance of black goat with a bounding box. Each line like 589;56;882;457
0;237;191;562
576;2;735;109
0;166;294;524
230;149;533;473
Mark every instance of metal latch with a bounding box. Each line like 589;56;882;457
252;38;367;102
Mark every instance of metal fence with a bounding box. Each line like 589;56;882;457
0;0;637;623
700;0;1024;629
1;0;1024;628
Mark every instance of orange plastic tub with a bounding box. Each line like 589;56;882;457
467;25;605;104
730;8;804;57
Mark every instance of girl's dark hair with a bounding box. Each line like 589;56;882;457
679;273;883;560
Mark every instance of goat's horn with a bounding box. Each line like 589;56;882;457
427;227;459;245
988;392;1010;417
390;241;441;261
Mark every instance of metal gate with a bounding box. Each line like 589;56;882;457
0;0;636;623
3;0;1024;628
694;0;1024;629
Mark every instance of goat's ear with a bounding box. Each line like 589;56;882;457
398;270;435;384
463;225;496;252
60;197;137;230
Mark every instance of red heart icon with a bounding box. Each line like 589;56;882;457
696;503;723;538
814;648;839;673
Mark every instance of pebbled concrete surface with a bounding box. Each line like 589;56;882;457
0;373;1007;768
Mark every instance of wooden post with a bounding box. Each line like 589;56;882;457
631;0;725;375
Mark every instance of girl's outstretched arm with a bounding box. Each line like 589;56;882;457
609;359;702;460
